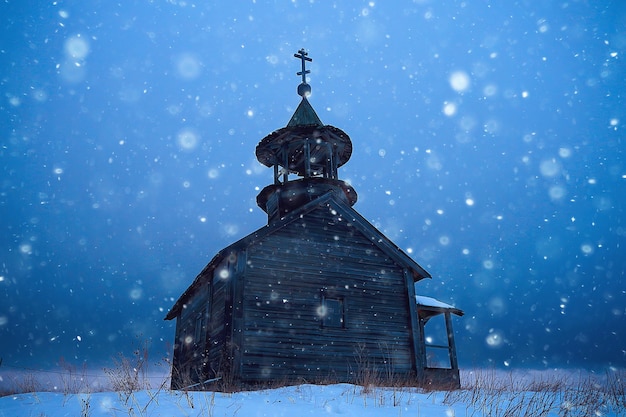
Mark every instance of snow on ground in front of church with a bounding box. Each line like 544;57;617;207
0;382;621;417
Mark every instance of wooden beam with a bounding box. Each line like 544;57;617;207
417;318;427;371
404;269;423;375
231;249;247;383
445;311;459;370
304;138;311;178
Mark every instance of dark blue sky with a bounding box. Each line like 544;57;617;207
1;1;625;372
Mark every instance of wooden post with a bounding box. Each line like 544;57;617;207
404;271;424;375
304;138;311;178
231;250;247;384
324;143;332;179
284;144;289;183
444;311;458;370
417;317;426;370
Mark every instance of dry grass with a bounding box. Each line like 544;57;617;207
103;346;150;402
443;367;626;417
58;357;91;395
606;368;626;416
99;342;175;417
9;371;41;394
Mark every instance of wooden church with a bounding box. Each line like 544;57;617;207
165;50;463;390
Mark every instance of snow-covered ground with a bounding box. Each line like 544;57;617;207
1;379;623;417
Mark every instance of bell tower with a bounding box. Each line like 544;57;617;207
256;49;357;223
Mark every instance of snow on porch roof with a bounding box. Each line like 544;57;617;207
416;295;464;316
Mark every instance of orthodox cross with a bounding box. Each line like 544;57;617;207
294;48;312;84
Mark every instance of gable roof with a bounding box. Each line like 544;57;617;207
165;191;431;320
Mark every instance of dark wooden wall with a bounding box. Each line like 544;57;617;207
239;206;416;383
207;275;226;376
171;281;210;388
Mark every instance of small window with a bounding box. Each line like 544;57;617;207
194;314;205;345
322;297;345;329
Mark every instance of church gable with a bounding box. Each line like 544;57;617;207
240;201;417;382
247;196;399;275
252;193;430;281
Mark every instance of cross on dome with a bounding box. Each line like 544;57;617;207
294;48;312;97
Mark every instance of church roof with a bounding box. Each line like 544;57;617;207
164;191;431;320
287;97;323;127
255;124;352;172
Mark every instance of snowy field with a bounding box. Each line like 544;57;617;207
1;370;624;417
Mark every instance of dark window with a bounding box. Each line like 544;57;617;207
322;297;345;329
194;314;205;345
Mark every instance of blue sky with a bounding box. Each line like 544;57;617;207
1;1;624;372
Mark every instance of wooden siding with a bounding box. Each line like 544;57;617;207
171;281;210;388
239;205;416;382
207;275;226;375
